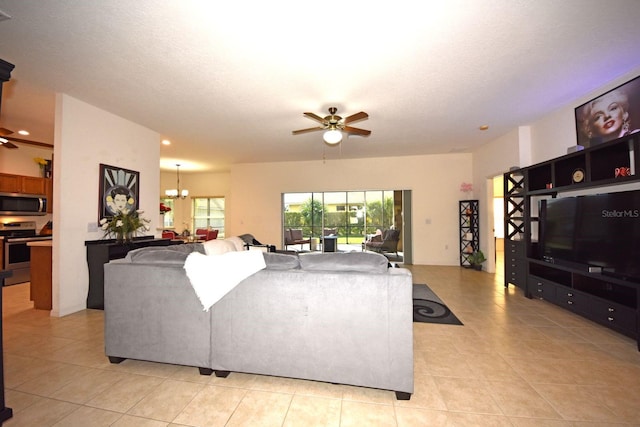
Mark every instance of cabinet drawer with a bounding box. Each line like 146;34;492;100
528;276;558;302
589;298;637;335
506;240;525;258
556;288;590;314
507;262;526;287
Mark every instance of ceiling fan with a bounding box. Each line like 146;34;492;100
0;126;52;149
0;126;18;148
292;107;371;145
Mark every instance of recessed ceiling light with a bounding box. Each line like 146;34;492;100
161;139;171;145
479;125;489;131
18;130;29;135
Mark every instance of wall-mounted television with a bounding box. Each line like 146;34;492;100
540;190;640;282
575;75;640;148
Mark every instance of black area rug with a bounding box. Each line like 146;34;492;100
413;284;463;325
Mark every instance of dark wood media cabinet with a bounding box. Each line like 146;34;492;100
528;260;638;340
504;134;640;350
85;237;181;309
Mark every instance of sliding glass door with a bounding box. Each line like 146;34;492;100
282;190;408;261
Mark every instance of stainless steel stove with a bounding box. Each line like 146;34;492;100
0;221;52;285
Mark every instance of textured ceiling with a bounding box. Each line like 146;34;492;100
1;0;640;172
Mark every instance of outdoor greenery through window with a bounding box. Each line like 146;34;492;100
193;197;225;238
282;191;401;247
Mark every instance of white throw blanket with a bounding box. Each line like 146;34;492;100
183;250;266;311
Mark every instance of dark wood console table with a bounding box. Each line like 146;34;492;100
85;237;180;309
0;270;14;424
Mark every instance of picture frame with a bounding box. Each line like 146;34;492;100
98;163;140;220
575;75;640;148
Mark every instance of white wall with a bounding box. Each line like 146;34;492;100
53;94;160;316
0;144;52;177
227;153;473;266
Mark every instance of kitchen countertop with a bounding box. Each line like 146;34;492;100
27;240;52;247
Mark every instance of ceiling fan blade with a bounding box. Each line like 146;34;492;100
292;126;324;135
303;112;327;124
0;139;18;149
343;111;368;124
4;136;53;148
0;127;14;136
343;126;371;136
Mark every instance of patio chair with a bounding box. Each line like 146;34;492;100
364;229;400;256
284;228;311;250
195;228;208;239
161;230;178;239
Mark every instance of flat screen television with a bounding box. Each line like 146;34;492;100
540;190;640;281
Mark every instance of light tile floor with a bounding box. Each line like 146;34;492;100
2;263;640;426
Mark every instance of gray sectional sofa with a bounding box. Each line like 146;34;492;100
103;244;414;399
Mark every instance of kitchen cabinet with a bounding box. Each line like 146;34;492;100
45;178;53;213
0;173;47;195
0;174;21;193
21;176;46;194
29;241;52;310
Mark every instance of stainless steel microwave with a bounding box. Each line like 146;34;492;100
0;192;47;215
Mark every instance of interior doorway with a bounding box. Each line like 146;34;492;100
484;174;504;274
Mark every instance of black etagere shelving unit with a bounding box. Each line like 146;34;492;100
459;200;479;267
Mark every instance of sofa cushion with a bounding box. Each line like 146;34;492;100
263;252;300;270
203;239;238;255
298;252;388;273
166;243;206;254
125;248;191;265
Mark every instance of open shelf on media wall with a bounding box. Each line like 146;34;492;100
524;134;640;193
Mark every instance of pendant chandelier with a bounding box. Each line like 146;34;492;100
165;163;188;199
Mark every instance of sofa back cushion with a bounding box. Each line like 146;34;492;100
263;252;300;270
166;243;206;254
125;247;191;265
299;252;388;273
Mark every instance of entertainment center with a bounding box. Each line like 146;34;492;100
504;133;640;350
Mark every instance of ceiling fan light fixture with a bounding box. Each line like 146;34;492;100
0;137;7;144
323;129;343;145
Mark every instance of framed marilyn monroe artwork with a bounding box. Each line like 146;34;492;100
575;75;640;148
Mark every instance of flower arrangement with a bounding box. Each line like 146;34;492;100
34;157;48;167
100;209;151;243
34;157;51;177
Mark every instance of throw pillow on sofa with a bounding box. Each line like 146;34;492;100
203;239;238;255
225;236;246;251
